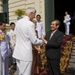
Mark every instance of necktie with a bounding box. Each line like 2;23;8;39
49;31;54;40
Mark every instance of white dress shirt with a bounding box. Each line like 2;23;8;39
49;30;57;40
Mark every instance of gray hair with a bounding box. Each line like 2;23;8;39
26;7;36;15
51;19;61;26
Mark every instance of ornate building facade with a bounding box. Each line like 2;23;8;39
9;0;45;23
0;0;55;32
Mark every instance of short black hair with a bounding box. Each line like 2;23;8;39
10;22;15;26
36;14;41;18
0;21;5;26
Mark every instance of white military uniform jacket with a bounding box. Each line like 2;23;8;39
36;21;45;39
63;14;71;25
13;16;42;61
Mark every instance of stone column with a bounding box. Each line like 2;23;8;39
0;0;3;13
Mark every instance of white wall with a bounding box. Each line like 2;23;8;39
8;0;45;32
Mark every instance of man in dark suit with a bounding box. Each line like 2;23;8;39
42;20;64;75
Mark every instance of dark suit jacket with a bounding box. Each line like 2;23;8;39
45;30;64;59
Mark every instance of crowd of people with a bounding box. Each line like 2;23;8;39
1;7;75;75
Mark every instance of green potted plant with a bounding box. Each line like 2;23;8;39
14;9;25;20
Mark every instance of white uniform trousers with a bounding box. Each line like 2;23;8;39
1;56;8;75
16;59;32;75
65;23;70;35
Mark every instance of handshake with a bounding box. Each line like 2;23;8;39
33;37;47;53
34;46;41;53
42;37;47;44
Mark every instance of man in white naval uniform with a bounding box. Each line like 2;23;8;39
7;22;16;65
63;11;71;35
7;22;15;49
0;21;10;75
13;7;43;75
36;15;45;39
